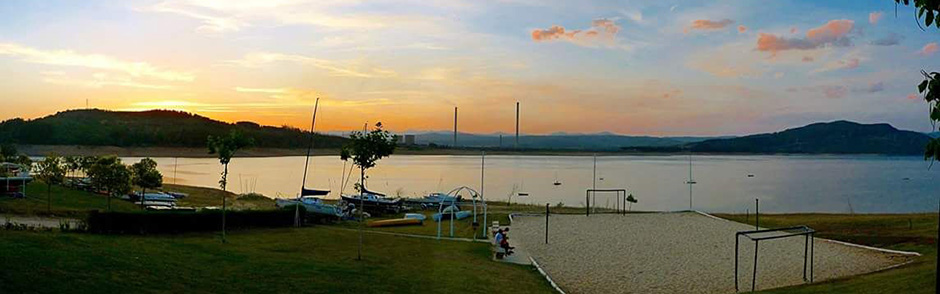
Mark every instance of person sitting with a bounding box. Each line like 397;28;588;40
499;228;515;255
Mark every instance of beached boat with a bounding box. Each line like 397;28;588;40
341;189;402;214
433;210;473;222
367;218;422;227
131;191;178;203
275;196;344;217
281;98;345;219
404;192;463;208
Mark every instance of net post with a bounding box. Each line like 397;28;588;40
752;240;759;292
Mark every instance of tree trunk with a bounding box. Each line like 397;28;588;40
107;189;111;212
222;163;228;244
46;184;51;213
357;166;364;261
140;188;146;210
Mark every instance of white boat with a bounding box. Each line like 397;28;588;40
132;192;178;203
275;196;343;217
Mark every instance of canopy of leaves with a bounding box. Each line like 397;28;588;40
897;1;940;161
131;158;163;190
340;122;397;171
208;130;254;165
896;0;940;28
35;154;66;186
87;156;132;196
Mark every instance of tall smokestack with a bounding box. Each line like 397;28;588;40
453;107;458;147
515;102;519;149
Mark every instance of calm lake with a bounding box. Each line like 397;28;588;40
127;155;940;213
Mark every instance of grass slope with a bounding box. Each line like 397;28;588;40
0;227;554;294
715;213;938;294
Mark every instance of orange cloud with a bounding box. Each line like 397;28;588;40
756;19;854;56
918;42;938;56
908;93;920;100
688;19;734;31
869;11;883;25
531;19;621;47
737;25;747;33
806;19;854;43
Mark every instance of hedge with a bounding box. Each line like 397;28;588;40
86;206;305;234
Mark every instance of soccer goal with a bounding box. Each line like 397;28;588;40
734;226;816;292
585;189;627;216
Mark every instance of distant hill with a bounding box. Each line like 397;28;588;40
413;132;723;150
687;120;930;155
0;109;346;149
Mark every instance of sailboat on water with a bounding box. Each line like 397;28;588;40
274;98;344;218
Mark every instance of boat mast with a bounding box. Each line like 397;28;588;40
301;98;320;194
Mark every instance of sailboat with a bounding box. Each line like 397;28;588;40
274;98;344;218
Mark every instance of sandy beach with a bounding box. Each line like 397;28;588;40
511;212;914;294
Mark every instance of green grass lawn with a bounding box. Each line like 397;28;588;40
0;226;554;294
715;213;939;294
0;182;141;217
0;183;276;218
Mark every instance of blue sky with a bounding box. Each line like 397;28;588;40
1;0;938;136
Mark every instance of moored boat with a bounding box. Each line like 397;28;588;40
341;189;402;214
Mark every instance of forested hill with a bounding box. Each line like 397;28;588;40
0;109;347;149
687;120;930;155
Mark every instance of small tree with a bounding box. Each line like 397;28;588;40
87;156;132;211
626;194;638;211
340;122;397;261
208;130;253;243
64;156;81;179
79;156;97;177
131;158;163;209
0;144;16;160
35;154;66;213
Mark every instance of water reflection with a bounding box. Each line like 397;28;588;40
125;155;940;213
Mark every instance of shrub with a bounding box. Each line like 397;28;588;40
86;206;304;234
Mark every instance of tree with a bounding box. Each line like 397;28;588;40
340;122;397;261
64;156;81;179
87;156;132;211
207;130;253;243
131;158;163;209
892;1;940;160
626;194;638;211
35;154;66;213
0;144;16;160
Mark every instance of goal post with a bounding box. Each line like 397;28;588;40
585;189;627;216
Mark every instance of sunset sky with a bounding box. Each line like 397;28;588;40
1;0;939;136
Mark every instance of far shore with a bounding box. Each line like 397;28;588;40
17;144;682;158
16;144;920;158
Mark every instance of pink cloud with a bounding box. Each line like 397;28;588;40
756;19;854;56
918;42;938;56
908;93;920;100
790;27;798;34
738;25;747;33
802;56;814;62
689;19;734;31
869;11;883;25
823;85;847;98
531;19;621;47
813;57;861;73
